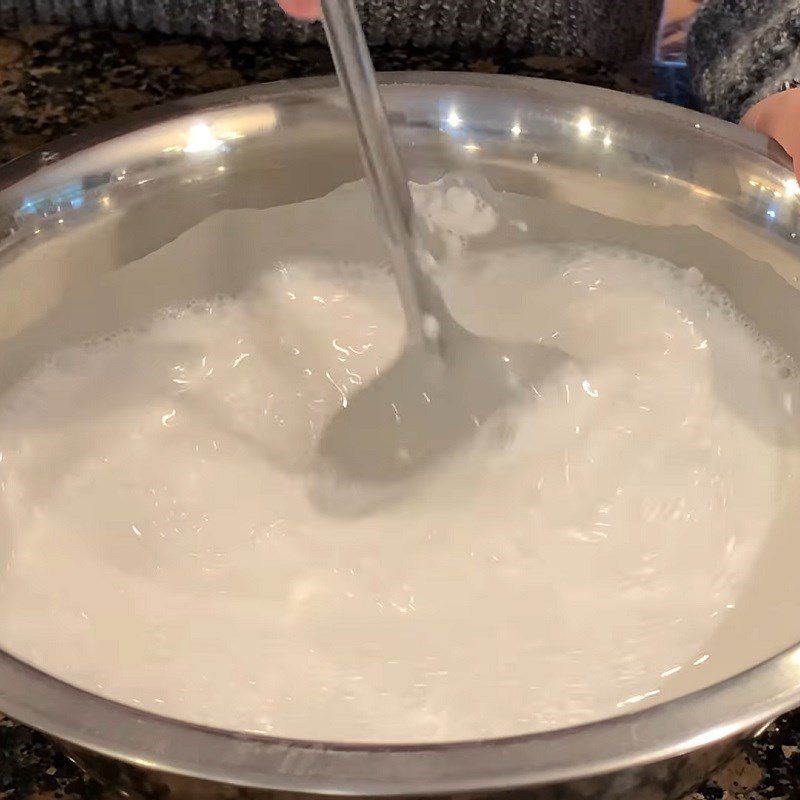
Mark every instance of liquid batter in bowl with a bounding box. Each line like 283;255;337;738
0;181;798;743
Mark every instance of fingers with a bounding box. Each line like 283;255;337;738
741;88;800;181
276;0;321;19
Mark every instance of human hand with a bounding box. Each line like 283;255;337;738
277;0;321;19
742;88;800;180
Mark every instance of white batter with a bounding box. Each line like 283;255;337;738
0;182;798;743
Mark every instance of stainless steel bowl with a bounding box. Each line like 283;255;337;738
2;73;800;800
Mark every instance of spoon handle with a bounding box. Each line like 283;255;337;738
321;0;445;347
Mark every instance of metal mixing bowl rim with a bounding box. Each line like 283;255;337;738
0;72;798;795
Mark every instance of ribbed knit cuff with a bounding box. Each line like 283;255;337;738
689;1;800;121
0;0;661;57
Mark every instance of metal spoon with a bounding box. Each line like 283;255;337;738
315;0;568;510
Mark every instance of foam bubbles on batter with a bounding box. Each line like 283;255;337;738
0;183;799;744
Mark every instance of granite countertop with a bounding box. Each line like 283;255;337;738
0;22;798;800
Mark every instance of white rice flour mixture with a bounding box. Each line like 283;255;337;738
0;181;798;742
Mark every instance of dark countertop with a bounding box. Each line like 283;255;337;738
0;22;797;800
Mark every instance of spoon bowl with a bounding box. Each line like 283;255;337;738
313;323;569;512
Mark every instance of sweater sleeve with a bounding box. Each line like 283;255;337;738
688;0;800;121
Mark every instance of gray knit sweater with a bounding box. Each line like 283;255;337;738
1;0;793;121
